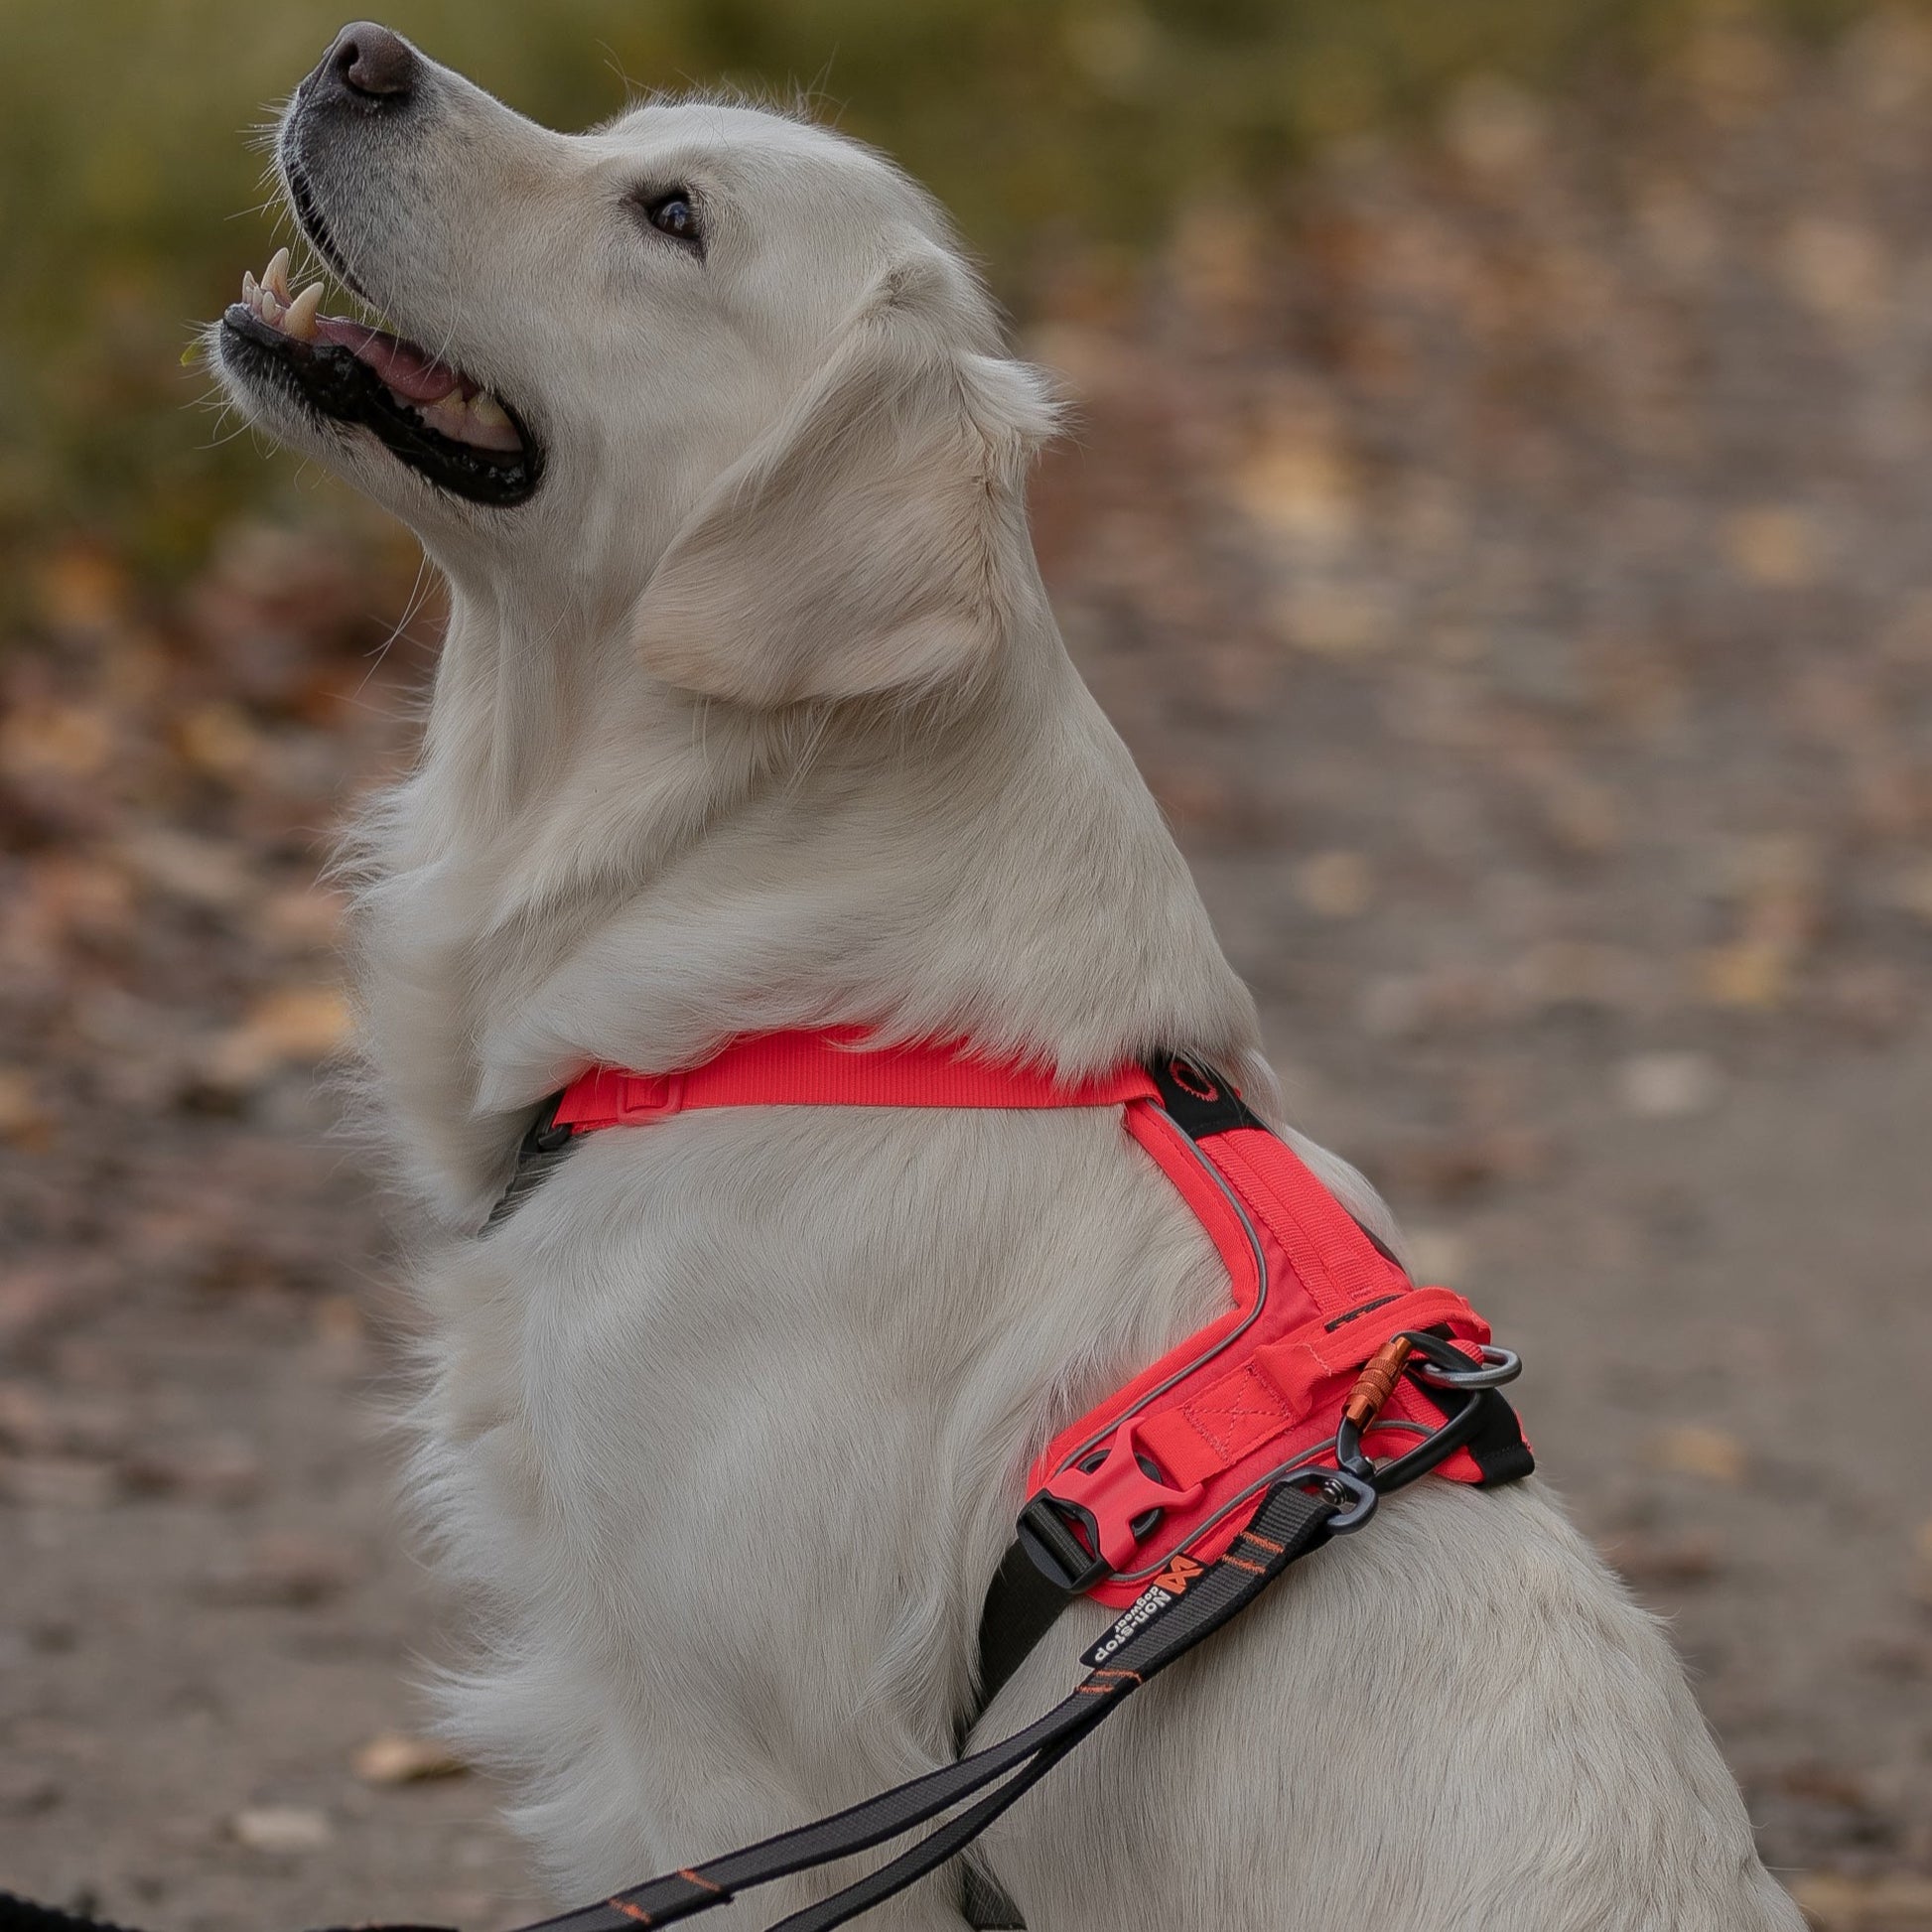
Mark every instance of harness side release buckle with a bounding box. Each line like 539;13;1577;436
1016;1419;1205;1592
613;1070;686;1124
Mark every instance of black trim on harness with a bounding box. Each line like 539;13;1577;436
972;1538;1079;1731
1417;1381;1535;1486
1145;1054;1263;1138
484;1092;574;1231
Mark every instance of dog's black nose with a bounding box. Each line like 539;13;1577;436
322;22;417;102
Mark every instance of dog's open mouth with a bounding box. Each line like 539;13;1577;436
219;248;542;506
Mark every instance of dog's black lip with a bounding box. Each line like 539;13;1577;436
220;303;544;507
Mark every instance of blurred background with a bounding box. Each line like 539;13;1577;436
4;2;1932;1927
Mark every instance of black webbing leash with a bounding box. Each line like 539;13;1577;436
513;1477;1343;1932
1;1347;1520;1932
0;1479;1343;1932
493;1341;1507;1931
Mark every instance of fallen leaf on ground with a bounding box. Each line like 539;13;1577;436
177;702;264;780
1646;1424;1748;1484
0;702;116;782
34;545;127;632
119;827;257;909
1699;939;1793;1010
199;1532;363;1607
1595;1529;1723;1586
1782;1763;1871;1808
1617;1050;1721;1119
0;1068;49;1148
0;1455;118;1510
202;986;351;1089
1295;849;1375;919
230;1805;333;1854
353;1732;468;1786
1724;504;1822;586
0;1382;127;1457
119;1435;263;1505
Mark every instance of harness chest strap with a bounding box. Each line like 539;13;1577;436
549;1030;1156;1124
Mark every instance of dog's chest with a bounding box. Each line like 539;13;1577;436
419;1107;1225;1704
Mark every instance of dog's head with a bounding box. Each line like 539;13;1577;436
211;23;1058;704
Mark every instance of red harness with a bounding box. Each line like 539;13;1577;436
548;1029;1528;1611
0;1035;1521;1932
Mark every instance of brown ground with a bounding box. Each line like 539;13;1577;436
5;15;1932;1931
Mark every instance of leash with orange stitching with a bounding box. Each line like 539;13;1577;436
0;1344;1503;1932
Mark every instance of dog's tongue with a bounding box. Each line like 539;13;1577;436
314;316;469;402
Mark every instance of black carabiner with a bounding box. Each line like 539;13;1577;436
1334;1329;1520;1494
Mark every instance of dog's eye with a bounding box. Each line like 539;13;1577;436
641;191;701;246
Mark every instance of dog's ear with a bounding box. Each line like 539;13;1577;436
631;252;1059;706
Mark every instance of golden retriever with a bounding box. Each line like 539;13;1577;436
209;24;1802;1931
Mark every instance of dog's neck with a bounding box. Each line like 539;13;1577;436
348;556;1267;1226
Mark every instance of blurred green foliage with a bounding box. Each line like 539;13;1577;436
0;0;1891;574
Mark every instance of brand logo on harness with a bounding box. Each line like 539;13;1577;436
1151;1554;1202;1594
1167;1057;1218;1102
1079;1556;1203;1669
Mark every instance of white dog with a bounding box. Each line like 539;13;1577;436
210;24;1803;1930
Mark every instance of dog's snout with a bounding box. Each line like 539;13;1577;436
320;21;418;103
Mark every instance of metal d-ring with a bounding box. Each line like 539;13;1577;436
1413;1340;1521;1391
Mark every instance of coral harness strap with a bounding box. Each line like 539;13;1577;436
550;1027;1161;1125
529;1032;1530;1693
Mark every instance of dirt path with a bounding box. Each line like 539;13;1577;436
6;15;1932;1929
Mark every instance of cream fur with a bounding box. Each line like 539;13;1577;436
211;35;1802;1930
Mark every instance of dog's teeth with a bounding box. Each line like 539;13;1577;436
259;287;286;328
283;281;323;341
242;269;260;306
468;392;511;432
264;247;292;304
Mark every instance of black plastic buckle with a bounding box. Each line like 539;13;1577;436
525;1093;575;1157
1015;1493;1112;1592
